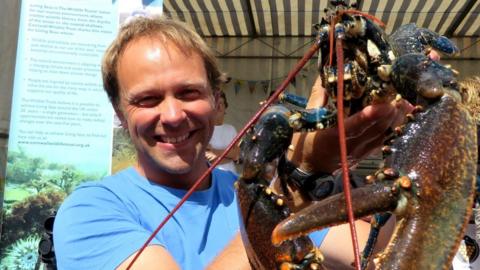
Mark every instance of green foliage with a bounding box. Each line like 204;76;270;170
6;149;26;163
4;188;30;202
5;150;98;198
18;166;98;195
6;149;45;185
112;128;137;173
49;167;84;194
112;128;136;157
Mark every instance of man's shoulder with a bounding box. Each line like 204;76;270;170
60;167;138;207
82;166;136;187
96;167;139;188
54;167;148;238
212;168;238;201
53;167;165;270
213;167;238;182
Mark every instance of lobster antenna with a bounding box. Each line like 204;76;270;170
336;28;362;270
327;5;386;268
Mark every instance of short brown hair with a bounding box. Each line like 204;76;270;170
102;15;226;107
219;91;228;108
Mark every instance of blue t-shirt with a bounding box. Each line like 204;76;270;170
53;167;328;269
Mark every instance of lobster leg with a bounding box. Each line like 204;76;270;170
361;213;391;269
271;182;400;245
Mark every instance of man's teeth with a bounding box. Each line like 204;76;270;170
161;133;189;144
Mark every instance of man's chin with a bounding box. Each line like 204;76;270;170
161;165;192;175
142;149;205;176
155;158;194;175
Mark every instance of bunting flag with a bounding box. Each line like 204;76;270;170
234;80;242;95
227;65;314;95
260;80;269;94
248;81;256;94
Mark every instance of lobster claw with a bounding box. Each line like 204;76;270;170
389;23;459;56
239;105;293;180
272;93;477;270
390;53;460;103
428;35;460;55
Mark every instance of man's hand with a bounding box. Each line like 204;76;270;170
288;76;414;174
205;150;218;163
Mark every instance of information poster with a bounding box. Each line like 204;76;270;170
1;0;162;268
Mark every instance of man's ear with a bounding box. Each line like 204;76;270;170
213;90;221;109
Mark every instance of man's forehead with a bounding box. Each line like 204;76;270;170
124;34;196;56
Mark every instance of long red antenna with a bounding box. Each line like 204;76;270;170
126;39;322;269
330;9;385;269
336;33;361;270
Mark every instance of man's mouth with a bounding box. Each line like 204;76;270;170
156;132;191;144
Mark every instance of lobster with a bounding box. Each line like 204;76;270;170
235;1;478;269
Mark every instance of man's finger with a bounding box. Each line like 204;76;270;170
306;76;327;108
342;104;396;138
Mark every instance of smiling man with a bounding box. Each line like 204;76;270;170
53;16;248;270
53;15;411;270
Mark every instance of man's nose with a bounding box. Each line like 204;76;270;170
158;98;186;127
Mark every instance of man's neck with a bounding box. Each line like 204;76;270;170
134;161;212;190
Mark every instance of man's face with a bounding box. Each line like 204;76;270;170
115;37;217;186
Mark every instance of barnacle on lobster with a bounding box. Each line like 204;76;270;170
235;2;477;270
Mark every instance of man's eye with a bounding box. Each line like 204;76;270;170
134;97;160;107
180;89;201;100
